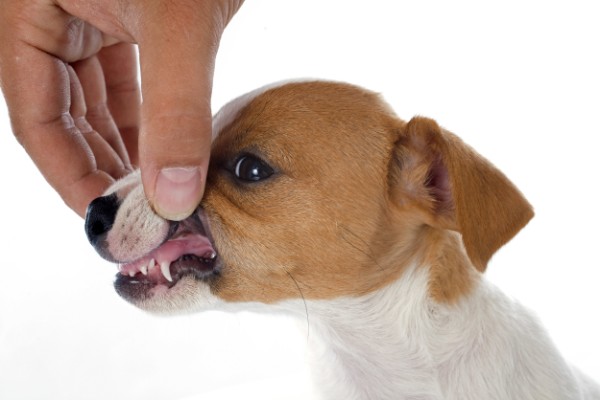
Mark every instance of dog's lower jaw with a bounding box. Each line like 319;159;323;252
121;276;224;315
283;264;590;400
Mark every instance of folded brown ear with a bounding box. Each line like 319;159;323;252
395;116;534;271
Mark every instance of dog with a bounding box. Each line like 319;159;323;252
85;81;599;399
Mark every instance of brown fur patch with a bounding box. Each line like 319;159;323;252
422;230;477;303
203;82;407;303
200;81;532;304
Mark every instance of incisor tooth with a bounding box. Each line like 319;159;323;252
148;258;156;270
160;261;173;282
128;270;136;277
140;264;148;276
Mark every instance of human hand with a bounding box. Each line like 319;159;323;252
0;0;243;220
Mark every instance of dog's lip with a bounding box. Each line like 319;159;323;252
115;210;218;286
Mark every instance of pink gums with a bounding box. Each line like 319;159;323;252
118;234;215;277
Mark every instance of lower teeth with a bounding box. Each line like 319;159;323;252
179;254;213;264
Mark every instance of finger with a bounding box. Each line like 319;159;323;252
0;1;122;216
8;1;105;62
135;1;235;221
0;41;113;217
71;55;132;171
97;43;141;167
67;64;131;179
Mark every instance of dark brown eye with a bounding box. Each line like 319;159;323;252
234;155;274;182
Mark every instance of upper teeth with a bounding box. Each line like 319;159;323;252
141;258;156;276
118;252;213;282
160;261;173;282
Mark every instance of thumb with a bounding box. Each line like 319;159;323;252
136;2;233;221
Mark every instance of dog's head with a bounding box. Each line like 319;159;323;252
85;81;533;313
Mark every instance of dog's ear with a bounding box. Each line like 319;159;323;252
390;116;534;271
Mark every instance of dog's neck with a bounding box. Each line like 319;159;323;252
294;263;447;399
279;237;578;400
272;229;467;398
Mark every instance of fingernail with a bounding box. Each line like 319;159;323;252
153;166;203;221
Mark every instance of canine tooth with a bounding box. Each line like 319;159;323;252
148;258;156;270
140;264;148;276
160;261;173;282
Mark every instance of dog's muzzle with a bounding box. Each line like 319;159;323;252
84;194;220;302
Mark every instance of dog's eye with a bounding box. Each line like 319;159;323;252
234;155;274;182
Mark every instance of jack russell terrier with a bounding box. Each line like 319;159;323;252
85;81;599;399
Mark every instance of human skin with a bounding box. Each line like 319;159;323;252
0;0;243;220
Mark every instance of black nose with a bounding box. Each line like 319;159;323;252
85;194;120;246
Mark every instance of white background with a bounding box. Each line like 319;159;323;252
1;1;599;399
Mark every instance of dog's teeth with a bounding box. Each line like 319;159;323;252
140;264;148;276
118;264;124;272
128;270;136;277
160;261;173;282
204;250;217;260
148;258;156;271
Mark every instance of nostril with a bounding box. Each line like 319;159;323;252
85;193;120;246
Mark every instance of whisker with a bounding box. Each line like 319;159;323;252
284;269;310;341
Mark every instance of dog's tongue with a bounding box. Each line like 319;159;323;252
118;234;215;282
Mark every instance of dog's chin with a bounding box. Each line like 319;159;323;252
111;212;222;313
115;275;223;314
114;259;221;310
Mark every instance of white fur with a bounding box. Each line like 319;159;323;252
106;184;171;262
277;264;600;400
